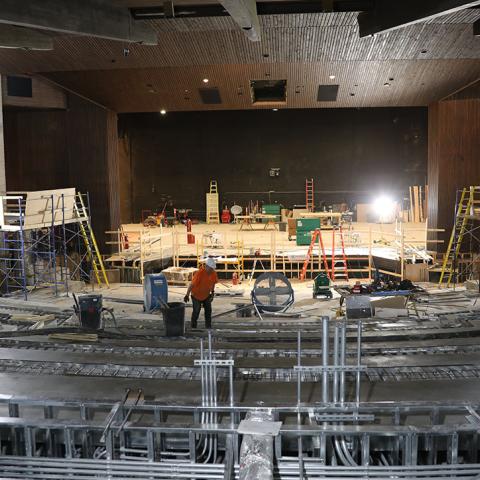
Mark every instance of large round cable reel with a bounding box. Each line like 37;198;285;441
251;272;294;313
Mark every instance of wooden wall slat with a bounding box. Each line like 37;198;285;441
3;95;120;250
428;97;480;247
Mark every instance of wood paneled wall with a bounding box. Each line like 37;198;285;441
2;75;66;110
3;94;120;249
428;97;480;245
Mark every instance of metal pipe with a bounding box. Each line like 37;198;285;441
297;331;301;408
340;322;346;404
322;316;329;403
356;319;362;406
333;322;339;403
297;330;303;478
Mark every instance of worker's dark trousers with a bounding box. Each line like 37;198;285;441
191;296;212;329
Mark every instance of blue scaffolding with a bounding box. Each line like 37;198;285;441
0;190;100;300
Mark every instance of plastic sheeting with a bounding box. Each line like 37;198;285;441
239;410;274;480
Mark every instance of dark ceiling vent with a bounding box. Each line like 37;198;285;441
251;79;287;104
199;87;222;104
6;76;33;98
317;85;339;102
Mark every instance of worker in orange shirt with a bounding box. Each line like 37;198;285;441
184;257;218;329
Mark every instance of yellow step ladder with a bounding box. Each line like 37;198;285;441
74;193;109;287
206;180;220;224
438;186;480;287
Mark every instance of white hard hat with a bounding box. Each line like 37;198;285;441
205;257;216;270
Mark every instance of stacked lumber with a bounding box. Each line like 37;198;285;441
408;185;428;222
49;333;98;342
162;266;198;285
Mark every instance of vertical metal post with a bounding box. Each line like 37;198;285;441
24;427;33;457
18;198;27;300
229;355;234;432
361;433;370;466
448;433;459;464
297;331;303;480
61;193;69;295
322;316;329;403
340;321;346;405
147;430;155;462
333;322;339;403
355;319;362;406
50;194;58;296
64;427;73;459
297;331;301;407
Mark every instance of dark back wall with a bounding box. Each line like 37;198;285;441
119;108;427;220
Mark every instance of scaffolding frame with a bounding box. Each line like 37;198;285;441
0;190;100;300
441;187;480;288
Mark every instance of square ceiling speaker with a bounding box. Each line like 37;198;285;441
317;85;339;102
199;87;222;104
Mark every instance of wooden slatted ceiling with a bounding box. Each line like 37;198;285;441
43;59;480;112
0;11;478;111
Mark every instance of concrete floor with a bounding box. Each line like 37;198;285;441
0;280;479;407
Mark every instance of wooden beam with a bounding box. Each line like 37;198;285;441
0;24;53;50
358;0;480;37
219;0;261;41
0;0;157;45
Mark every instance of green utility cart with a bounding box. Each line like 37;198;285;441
313;272;332;299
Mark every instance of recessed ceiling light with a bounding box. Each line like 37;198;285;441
160;109;167;115
202;78;209;83
329;75;336;80
272;108;278;111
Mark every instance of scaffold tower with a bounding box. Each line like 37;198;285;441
0;188;108;300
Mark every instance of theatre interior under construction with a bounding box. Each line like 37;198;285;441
0;1;480;479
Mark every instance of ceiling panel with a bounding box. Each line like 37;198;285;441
0;10;479;111
44;59;480;112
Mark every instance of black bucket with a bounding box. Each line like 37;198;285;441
162;302;186;337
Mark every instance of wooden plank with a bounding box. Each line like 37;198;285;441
409;186;414;222
413;186;420;222
419;185;423;222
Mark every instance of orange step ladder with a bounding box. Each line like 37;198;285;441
331;226;349;282
300;229;330;281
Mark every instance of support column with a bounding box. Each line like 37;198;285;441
0;75;6;194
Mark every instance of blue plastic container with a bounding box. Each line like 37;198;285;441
144;273;168;312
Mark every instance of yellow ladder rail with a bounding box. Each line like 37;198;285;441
438;186;478;287
75;193;110;287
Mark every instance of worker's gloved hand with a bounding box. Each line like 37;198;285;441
183;295;190;303
209;292;215;302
